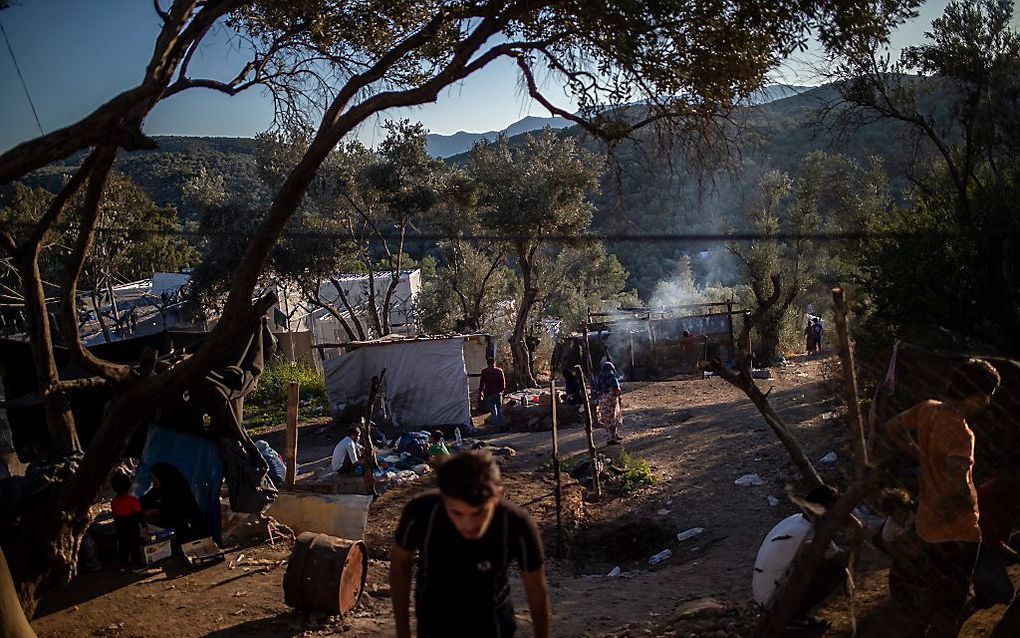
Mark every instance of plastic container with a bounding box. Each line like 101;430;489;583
648;549;672;565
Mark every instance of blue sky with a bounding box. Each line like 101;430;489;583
0;0;971;152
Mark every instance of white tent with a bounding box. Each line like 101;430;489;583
323;336;486;429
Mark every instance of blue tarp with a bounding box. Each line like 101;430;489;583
135;424;224;544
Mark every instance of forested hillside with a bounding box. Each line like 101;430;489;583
21;82;935;299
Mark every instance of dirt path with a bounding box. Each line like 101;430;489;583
30;355;1015;637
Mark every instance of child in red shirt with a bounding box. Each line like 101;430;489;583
110;472;144;569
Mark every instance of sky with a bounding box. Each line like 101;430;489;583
0;0;980;153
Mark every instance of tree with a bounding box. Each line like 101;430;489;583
728;167;818;363
470;131;599;387
830;0;1020;352
0;0;921;616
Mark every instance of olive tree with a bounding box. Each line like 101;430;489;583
0;0;920;617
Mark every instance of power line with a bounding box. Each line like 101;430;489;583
0;16;44;136
6;221;1020;243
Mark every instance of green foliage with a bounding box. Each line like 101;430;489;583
246;360;329;431
616;452;654;494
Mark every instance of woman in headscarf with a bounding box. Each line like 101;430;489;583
140;462;208;543
595;361;624;444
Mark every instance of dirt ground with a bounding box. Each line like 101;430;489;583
30;354;1014;637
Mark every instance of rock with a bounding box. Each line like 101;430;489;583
657;508;671;516
676;597;725;618
607;566;622;577
734;473;764;487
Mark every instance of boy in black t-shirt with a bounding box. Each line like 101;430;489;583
390;451;549;638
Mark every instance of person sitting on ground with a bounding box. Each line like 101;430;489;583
332;426;363;476
110;471;144;570
427;431;450;466
752;485;863;631
478;357;507;431
255;439;287;487
873;488;921;612
390;451;549;638
882;358;1001;638
140;462;208;543
562;368;583;405
595;361;624;445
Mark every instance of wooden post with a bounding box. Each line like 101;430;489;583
285;381;300;488
362;370;387;498
581;320;596;385
574;364;601;499
832;288;869;475
550;378;563;559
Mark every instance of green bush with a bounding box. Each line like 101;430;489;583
617;452;654;494
246;360;329;432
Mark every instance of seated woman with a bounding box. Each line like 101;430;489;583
140;462;208;543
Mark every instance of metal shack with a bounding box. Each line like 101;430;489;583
581;302;741;379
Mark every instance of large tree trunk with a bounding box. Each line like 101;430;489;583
511;245;539;388
17;256;80;454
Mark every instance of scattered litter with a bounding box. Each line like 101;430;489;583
751;369;772;379
607;566;622;577
382;455;401;463
666;500;673;507
648;549;673;565
819;451;838;464
734;473;764;487
411;464;431;476
677;527;705;542
767;496;780;507
821;412;837;420
657;508;671;516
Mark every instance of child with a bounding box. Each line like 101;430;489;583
427;430;450;466
110;471;144;570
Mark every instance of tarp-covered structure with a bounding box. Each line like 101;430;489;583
324;335;487;430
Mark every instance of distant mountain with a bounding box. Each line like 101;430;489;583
425;115;574;157
742;83;811;105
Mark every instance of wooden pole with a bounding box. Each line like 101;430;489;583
550;378;563;559
574;364;601;499
580;319;596;385
284;381;300;488
362;369;387;498
832;288;869;475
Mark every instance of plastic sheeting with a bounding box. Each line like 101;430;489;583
324;338;471;429
135;424;224;544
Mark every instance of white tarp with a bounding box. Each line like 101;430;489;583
324;338;471;428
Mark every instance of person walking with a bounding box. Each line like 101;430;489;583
478;357;506;431
595;361;624;445
389;451;549;638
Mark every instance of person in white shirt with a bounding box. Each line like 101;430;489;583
331;426;362;475
752;485;862;630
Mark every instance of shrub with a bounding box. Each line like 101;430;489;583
246;359;329;432
617;452;654;493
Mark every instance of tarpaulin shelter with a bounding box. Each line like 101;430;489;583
324;335;488;430
868;341;1020;477
0;319;281;519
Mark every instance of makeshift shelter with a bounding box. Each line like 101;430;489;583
324;334;488;431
